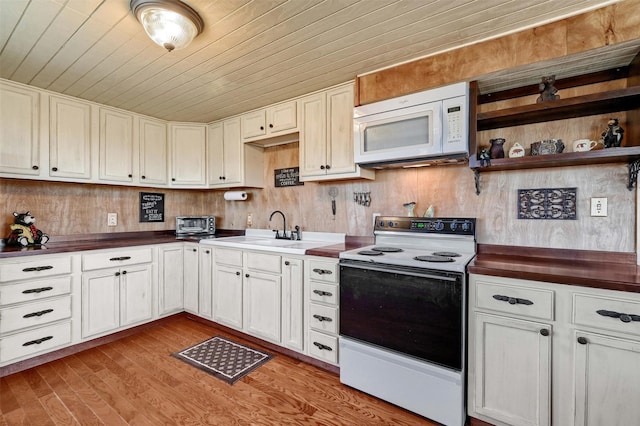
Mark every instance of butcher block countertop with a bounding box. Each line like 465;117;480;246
469;244;640;293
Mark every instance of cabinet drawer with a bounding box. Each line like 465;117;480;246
82;248;152;271
308;330;338;364
0;256;72;282
0;321;72;363
0;276;71;306
309;303;338;334
475;279;554;321
309;282;338;305
215;248;243;267
0;296;72;334
308;260;338;283
245;252;281;274
573;292;640;337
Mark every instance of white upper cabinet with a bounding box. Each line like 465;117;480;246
208;117;264;188
49;95;92;180
170;123;207;187
99;107;134;183
241;100;298;143
0;81;40;176
138;117;168;185
299;83;374;181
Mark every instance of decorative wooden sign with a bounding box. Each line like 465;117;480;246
274;167;304;187
139;192;165;222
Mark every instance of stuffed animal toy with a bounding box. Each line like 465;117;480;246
6;211;49;247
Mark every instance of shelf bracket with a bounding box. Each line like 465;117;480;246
628;159;640;191
474;169;481;195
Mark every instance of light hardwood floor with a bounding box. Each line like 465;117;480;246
0;317;439;425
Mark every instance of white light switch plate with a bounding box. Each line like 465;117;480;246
590;198;607;217
107;212;118;226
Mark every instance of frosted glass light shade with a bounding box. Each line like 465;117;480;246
131;0;204;52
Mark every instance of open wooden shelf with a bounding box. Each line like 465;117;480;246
477;86;640;131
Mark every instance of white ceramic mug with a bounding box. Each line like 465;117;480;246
573;139;598;152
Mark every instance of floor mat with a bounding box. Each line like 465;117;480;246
172;335;273;384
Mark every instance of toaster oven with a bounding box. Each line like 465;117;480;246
176;216;216;236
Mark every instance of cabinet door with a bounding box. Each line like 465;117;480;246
49;96;92;179
120;264;153;327
244;270;281;343
158;245;184;316
473;313;551;426
82;270;120;338
326;84;356;175
199;247;213;319
299;93;327;177
213;265;243;329
222;117;242;185
183;244;199;314
99;108;133;182
267;101;297;134
207;122;225;186
139;117;167;185
170;124;206;186
574;331;640;426
281;257;304;351
241;109;266;140
0;82;40;175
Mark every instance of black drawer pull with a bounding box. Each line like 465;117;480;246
22;336;53;346
577;336;588;345
596;309;640;323
313;289;333;297
22;265;54;272
23;308;54;319
22;286;53;294
540;329;549;336
493;294;534;305
109;256;132;261
313;342;333;351
313;314;332;322
312;268;332;275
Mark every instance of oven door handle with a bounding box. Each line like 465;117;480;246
341;262;458;282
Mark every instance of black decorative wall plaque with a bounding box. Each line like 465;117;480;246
274;167;304;187
139;192;165;222
518;188;577;220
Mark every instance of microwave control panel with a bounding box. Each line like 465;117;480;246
442;95;468;154
446;105;463;142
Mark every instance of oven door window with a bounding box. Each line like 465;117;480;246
340;264;463;370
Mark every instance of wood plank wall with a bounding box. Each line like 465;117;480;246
356;0;640;105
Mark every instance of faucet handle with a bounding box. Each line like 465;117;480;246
293;225;301;240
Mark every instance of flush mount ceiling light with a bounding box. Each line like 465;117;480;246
130;0;204;52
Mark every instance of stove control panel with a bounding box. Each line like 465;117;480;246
375;216;476;236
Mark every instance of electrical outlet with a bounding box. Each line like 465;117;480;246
373;212;381;227
590;198;607;217
107;212;118;226
247;213;253;228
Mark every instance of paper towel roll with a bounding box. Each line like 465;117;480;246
224;191;248;201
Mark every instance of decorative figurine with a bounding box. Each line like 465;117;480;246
537;75;560;103
403;202;416;217
489;138;506;159
508;142;525;158
601;118;624;148
479;148;491;167
423;205;435;218
6;211;49;247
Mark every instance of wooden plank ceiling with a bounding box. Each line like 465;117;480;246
0;0;623;122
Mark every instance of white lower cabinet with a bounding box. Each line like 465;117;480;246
244;269;282;343
158;244;184;316
198;246;213;319
183;243;199;314
81;248;153;338
468;274;640;426
282;257;304;351
304;257;339;364
213;263;243;329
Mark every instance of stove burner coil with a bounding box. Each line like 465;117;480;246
432;251;461;257
371;247;403;253
414;255;455;262
358;250;384;256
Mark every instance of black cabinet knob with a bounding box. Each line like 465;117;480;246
236;271;240;276
205;250;210;254
122;270;127;275
192;248;197;252
284;261;290;266
245;273;250;278
141;175;146;179
32;165;39;170
115;272;120;276
540;329;549;336
320;165;325;170
325;164;331;170
269;124;273;128
172;178;176;181
577;336;588;345
260;126;264;130
128;174;132;178
51;167;58;172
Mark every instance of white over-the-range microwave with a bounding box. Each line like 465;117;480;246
353;82;469;168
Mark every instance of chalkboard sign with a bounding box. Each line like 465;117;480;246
274;167;304;187
139;192;165;222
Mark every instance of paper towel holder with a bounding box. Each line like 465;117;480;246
224;191;249;201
